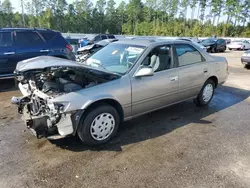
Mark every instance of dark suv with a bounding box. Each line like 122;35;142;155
0;28;75;79
200;38;227;53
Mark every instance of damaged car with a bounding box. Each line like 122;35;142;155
76;39;118;63
12;40;228;145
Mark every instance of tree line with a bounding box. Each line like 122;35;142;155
0;0;250;37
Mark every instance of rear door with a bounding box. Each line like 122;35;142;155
13;31;48;63
175;43;209;100
0;31;16;75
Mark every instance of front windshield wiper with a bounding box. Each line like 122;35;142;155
88;62;122;76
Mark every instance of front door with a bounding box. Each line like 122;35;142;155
131;45;179;116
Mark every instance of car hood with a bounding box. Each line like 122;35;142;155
15;56;120;76
15;56;84;72
77;44;96;52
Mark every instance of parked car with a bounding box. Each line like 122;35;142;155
76;38;118;62
200;38;227;53
227;40;250;50
12;40;228;145
0;28;75;79
177;38;207;51
225;39;231;44
241;50;250;68
80;34;116;47
65;37;79;54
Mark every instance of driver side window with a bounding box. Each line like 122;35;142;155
142;45;173;73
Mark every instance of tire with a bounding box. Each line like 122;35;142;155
77;104;120;145
244;64;250;69
229;48;232;50
222;46;226;52
211;46;217;53
194;79;215;107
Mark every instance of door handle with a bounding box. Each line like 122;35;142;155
204;69;208;73
40;49;49;52
170;76;178;81
4;52;15;55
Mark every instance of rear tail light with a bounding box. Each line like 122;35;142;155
66;44;73;51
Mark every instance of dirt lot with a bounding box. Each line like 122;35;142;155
0;51;250;188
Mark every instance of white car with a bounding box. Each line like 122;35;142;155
227;40;250;50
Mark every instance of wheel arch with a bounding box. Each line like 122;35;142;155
83;98;124;122
207;76;218;88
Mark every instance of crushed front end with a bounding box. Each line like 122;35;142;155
12;80;83;139
11;56;119;139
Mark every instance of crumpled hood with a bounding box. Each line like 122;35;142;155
15;56;83;72
14;55;120;77
77;44;96;52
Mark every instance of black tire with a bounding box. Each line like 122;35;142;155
211;46;217;53
194;79;215;107
77;104;120;145
229;48;232;50
222;46;226;52
244;64;250;69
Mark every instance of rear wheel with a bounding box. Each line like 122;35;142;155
77;104;120;145
194;79;215;106
229;48;232;50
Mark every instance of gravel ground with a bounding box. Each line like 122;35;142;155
0;51;250;188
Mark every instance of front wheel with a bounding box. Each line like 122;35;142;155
194;79;215;106
77;104;120;145
211;46;217;53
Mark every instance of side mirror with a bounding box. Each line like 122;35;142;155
135;67;154;77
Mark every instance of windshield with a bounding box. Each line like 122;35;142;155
202;38;217;43
86;43;145;74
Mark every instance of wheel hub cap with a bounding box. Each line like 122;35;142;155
202;84;213;102
90;113;115;141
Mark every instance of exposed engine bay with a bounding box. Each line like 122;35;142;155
12;64;119;138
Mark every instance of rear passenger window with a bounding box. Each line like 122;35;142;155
0;32;12;47
40;32;56;41
217;39;224;44
108;35;115;39
175;44;204;66
15;32;44;46
101;35;107;40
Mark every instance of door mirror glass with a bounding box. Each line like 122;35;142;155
135;67;154;77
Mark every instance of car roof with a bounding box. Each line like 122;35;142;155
0;28;56;32
114;38;191;47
